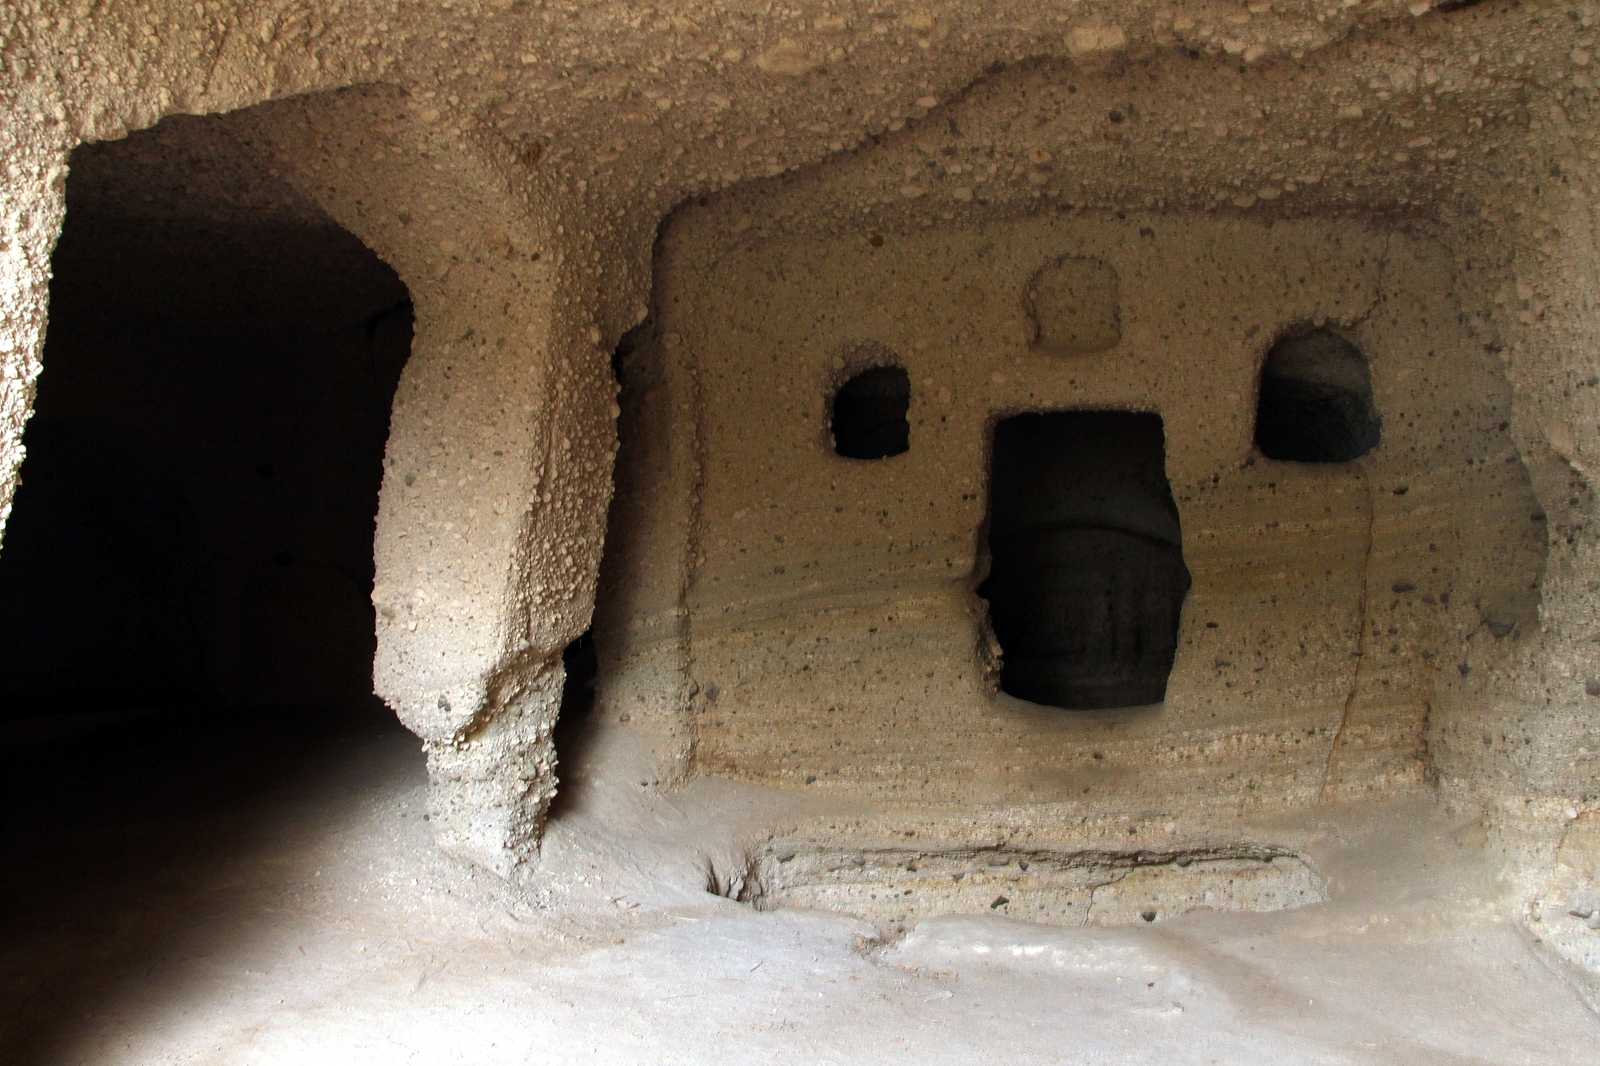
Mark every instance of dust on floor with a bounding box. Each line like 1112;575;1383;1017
0;713;1593;1065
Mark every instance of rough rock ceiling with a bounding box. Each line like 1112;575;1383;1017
55;115;406;328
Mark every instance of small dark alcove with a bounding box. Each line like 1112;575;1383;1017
545;627;600;822
1255;328;1381;463
980;411;1190;711
831;365;910;460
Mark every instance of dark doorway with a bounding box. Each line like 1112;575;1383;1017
831;365;910;460
980;411;1190;711
0;115;412;732
1255;328;1381;463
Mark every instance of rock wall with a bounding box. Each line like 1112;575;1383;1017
0;1;1595;897
605;206;1543;826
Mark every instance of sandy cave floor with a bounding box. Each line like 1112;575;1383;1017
1;708;1596;1066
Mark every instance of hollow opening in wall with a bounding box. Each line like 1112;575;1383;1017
545;627;602;824
979;411;1190;711
1255;328;1381;463
0;113;414;736
0;113;425;1044
561;631;600;718
831;364;910;460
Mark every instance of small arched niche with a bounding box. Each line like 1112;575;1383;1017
1024;255;1121;355
1255;328;1381;463
831;364;910;460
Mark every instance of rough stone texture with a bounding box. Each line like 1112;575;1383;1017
628;213;1540;821
5;718;1598;1064
1;3;1598;971
1529;810;1600;1009
739;839;1328;932
1025;255;1122;355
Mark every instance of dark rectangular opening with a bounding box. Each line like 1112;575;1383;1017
980;411;1190;711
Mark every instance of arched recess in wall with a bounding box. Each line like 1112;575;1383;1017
831;358;911;460
1254;327;1381;463
0;111;414;727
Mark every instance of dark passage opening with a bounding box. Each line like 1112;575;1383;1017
0;114;413;733
980;411;1190;711
0;111;424;1062
559;630;599;721
831;364;910;459
1255;328;1381;463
